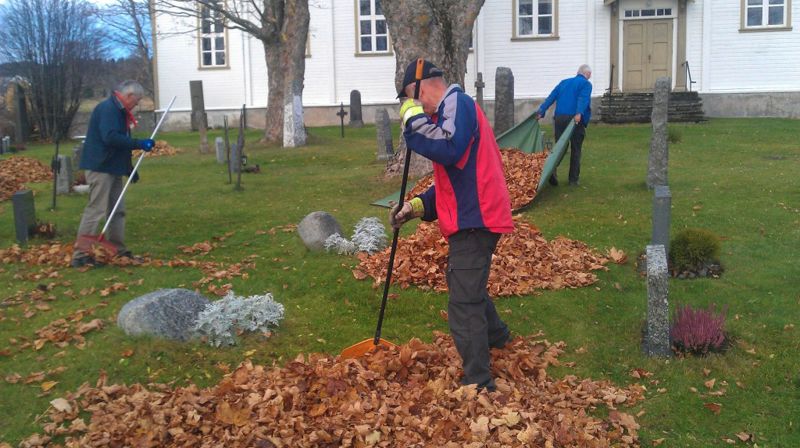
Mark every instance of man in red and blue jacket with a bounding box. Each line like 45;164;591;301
390;60;514;392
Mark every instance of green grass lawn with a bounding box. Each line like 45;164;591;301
1;118;798;446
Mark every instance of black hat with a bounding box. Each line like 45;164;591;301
396;59;443;98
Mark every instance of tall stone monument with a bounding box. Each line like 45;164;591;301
375;108;393;161
644;244;672;357
56;155;73;194
647;77;671;189
652;185;671;252
189;80;208;132
12;190;35;245
494;67;515;135
349;90;364;128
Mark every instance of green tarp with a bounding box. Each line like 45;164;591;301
371;114;574;208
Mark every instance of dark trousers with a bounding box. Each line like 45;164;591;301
446;229;509;390
553;114;586;184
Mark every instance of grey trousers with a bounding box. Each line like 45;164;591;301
73;170;127;257
446;229;509;390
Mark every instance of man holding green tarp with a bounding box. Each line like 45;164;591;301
535;64;593;186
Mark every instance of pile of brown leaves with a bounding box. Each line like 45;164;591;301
0;156;53;201
405;149;548;211
25;333;644;447
354;217;612;296
132;140;181;158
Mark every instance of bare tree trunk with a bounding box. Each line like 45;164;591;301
262;43;284;144
381;0;485;178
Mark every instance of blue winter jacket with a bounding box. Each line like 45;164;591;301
537;74;593;127
79;95;146;175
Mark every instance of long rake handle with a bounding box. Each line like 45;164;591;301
374;59;425;345
100;96;176;238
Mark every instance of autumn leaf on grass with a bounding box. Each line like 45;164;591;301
704;402;722;415
120;349;134;358
736;432;753;442
40;381;58;392
4;373;22;384
75;319;104;335
704;378;716;389
651;439;666;446
608;247;628;264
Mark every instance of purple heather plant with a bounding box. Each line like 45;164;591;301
670;303;728;355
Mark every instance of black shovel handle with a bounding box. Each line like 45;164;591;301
374;58;425;345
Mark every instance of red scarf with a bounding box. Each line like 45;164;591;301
114;92;138;131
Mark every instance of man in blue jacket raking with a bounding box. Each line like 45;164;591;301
71;80;155;267
535;64;592;186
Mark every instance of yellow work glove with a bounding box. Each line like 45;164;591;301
389;197;424;229
399;98;424;128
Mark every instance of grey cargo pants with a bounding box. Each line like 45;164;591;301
73;170;127;257
446;229;509;390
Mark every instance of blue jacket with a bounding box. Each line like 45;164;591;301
79;95;146;175
537;74;592;127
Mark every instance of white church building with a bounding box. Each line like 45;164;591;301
152;0;800;127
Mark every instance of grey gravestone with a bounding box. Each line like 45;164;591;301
375;108;393;161
72;143;83;169
215;137;225;164
647;77;671;189
652;185;671;253
644;244;672;357
474;72;485;110
117;288;210;341
349;90;364;128
1;136;9;154
229;143;241;173
494;67;515;135
297;211;343;251
0;133;4;154
13;83;29;145
189;80;207;132
56;155;73;194
12;189;35;245
283;87;306;148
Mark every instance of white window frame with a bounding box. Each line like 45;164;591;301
513;0;558;40
741;0;792;30
355;0;391;55
198;1;228;68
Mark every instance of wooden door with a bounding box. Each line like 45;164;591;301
623;19;673;91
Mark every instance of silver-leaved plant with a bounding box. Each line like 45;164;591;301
193;291;285;347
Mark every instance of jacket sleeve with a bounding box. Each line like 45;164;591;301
417;186;437;222
537;82;561;117
97;104;142;151
402;93;475;167
577;79;592;123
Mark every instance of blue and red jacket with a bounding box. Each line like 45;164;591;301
404;85;514;238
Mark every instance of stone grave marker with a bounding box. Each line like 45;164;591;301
375;108;393;161
494;67;515;135
349;90;364;128
12;189;35;245
189;80;207;132
56;154;73;194
652;185;671;252
117;288;210;341
1;136;9;154
215;137;225;164
647;77;670;189
72;142;83;168
644;244;672;357
474;72;485;110
229;143;241;173
297;211;343;251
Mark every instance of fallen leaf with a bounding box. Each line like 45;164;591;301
50;398;72;413
736;432;752;442
651;438;666;446
704;402;722;415
704;378;716;389
41;381;58;392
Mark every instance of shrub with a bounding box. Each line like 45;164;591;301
667;127;682;144
670;303;728;355
193;291;285;347
325;217;387;255
669;228;721;272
